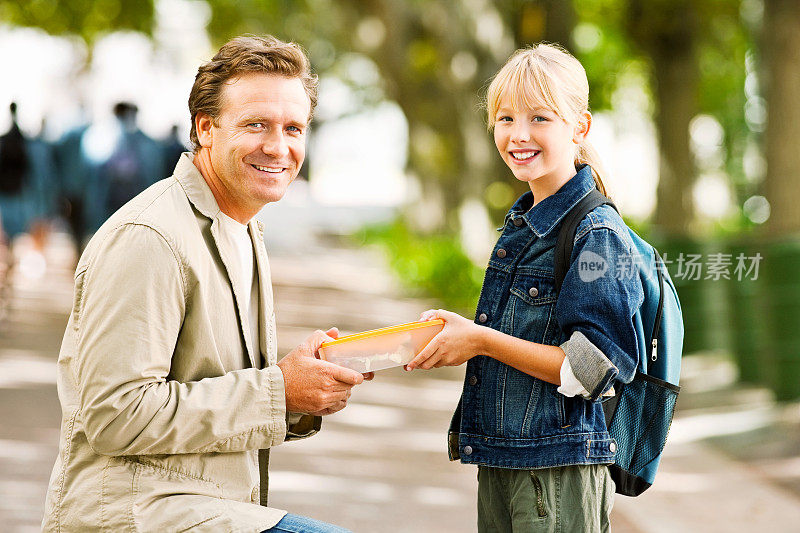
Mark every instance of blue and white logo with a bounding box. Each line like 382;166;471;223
577;250;608;282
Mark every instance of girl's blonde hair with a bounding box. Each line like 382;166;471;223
486;43;607;195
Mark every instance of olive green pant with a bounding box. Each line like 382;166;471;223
477;465;614;532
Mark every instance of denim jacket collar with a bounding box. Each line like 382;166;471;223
506;164;597;238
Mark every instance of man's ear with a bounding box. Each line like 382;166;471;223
195;112;214;148
573;111;592;144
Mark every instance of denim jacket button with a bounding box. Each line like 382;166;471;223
463;446;473;456
513;218;524;227
478;313;488;323
496;248;507;258
528;286;539;298
468;375;478;386
609;441;617;453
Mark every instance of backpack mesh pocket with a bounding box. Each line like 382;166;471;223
607;372;679;476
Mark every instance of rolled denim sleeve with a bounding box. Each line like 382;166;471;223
555;225;643;400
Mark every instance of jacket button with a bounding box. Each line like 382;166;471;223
463;445;473;456
609;441;617;453
468;375;478;386
528;286;539;298
513;217;524;227
496;248;507;258
478;313;488;323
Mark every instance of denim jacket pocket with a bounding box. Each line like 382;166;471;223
506;271;558;344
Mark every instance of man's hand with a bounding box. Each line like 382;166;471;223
277;328;366;416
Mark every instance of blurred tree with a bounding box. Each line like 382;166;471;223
505;0;575;54
695;1;750;229
576;0;750;238
625;0;699;239
762;0;800;236
0;0;154;44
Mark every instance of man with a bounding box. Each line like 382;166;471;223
43;35;365;532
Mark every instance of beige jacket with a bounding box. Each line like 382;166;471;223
43;154;319;532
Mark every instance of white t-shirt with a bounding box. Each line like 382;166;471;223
558;357;590;398
218;212;260;362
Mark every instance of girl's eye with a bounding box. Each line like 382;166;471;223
532;116;548;123
497;116;513;122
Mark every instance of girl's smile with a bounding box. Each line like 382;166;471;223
508;149;541;163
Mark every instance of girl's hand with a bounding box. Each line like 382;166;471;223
405;309;484;370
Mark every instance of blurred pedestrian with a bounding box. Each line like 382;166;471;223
405;44;643;532
0;104;60;285
162;124;188;178
0;102;33;243
100;103;164;219
26;119;59;253
43;35;368;533
82;102;164;234
54;118;91;249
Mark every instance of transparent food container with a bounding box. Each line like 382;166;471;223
318;319;445;373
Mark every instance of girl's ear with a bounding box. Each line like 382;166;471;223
573;111;592;144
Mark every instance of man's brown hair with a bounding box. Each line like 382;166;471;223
188;34;318;151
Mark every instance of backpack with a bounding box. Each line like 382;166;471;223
554;189;684;497
0;122;29;195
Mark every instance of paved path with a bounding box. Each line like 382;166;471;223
1;233;800;532
0;234;73;533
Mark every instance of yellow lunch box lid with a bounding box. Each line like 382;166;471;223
319;319;445;348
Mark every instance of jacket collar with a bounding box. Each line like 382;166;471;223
507;164;597;237
173;152;224;220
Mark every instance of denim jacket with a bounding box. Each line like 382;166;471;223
448;165;644;469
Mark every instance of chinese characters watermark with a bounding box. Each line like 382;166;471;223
662;252;762;281
577;250;763;282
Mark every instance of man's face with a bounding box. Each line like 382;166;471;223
197;73;310;216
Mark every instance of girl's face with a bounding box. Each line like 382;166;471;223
493;91;589;197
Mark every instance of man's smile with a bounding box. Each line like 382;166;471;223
250;163;286;174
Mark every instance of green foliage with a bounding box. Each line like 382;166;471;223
0;0;155;43
2;0;763;239
355;219;484;315
571;1;639;111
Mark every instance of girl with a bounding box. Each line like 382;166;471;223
405;43;644;532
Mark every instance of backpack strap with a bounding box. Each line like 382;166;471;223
553;189;617;292
553;190;617;428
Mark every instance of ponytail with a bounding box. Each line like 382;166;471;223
576;140;607;197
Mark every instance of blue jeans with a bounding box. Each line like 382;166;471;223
262;513;352;533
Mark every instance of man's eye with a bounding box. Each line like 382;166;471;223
248;123;265;129
287;125;303;133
